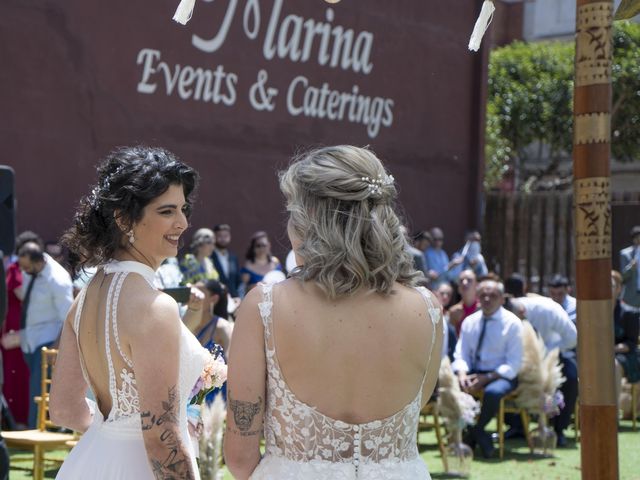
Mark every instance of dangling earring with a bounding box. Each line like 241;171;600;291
127;230;135;244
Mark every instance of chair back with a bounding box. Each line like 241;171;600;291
36;347;59;431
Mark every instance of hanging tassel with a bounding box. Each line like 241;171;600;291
468;0;495;52
173;0;197;25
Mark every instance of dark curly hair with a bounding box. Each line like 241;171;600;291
63;146;199;271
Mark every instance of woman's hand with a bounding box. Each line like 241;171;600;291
186;285;205;312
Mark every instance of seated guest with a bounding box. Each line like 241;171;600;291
505;273;577;446
180;228;219;285
240;231;282;293
425;227;457;288
435;282;457;362
548;274;577;323
449;269;480;335
449;231;489;280
612;270;640;407
400;227;426;275
211;224;242;298
452;278;523;458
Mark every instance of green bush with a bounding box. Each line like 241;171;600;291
485;22;640;190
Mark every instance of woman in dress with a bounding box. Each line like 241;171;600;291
193;280;233;357
240;232;282;293
50;146;209;479
224;146;444;479
193;279;233;402
180;228;219;285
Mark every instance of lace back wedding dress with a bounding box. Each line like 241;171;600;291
56;260;208;479
250;284;442;480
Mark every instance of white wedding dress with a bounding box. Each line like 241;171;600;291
56;260;209;479
250;284;441;480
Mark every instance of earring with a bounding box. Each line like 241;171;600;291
127;230;135;244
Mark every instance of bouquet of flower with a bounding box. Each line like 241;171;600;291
190;345;228;405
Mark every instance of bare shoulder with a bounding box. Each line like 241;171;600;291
120;274;181;337
234;284;265;327
394;283;437;307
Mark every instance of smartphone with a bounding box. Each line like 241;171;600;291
162;286;191;304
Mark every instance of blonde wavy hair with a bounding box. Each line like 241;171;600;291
279;145;421;298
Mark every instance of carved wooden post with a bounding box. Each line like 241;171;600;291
573;1;618;478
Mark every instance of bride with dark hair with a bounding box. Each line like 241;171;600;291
224;145;444;479
50;146;209;479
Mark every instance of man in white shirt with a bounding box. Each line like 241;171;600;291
505;273;578;447
453;278;523;458
17;242;73;428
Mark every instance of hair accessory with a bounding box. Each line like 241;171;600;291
361;174;395;197
102;166;125;191
127;230;135;244
88;186;101;211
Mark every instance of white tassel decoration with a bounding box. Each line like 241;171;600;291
173;0;197;25
468;0;495;52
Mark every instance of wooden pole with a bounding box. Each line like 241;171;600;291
573;1;618;479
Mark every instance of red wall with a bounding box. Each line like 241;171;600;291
1;0;487;259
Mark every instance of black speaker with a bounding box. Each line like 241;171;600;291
0;166;16;255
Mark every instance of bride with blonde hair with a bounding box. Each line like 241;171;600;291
224;145;443;479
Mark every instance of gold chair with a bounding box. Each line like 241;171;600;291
417;400;448;471
475;390;533;460
3;347;76;480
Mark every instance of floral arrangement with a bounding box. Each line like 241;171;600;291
514;321;566;418
438;357;481;431
190;345;228;405
198;396;227;480
542;390;565;417
187;345;228;461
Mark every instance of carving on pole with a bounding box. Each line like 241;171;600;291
574;177;611;260
574;112;611;144
576;2;613;87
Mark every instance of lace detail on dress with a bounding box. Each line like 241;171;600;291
116;369;140;416
111;273;134;369
104;272;140;422
258;283;441;476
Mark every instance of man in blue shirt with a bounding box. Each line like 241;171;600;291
425;227;459;288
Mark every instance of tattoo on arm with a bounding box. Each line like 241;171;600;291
140;386;194;480
229;390;263;437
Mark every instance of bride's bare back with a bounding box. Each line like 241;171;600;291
271;279;441;423
74;269;157;420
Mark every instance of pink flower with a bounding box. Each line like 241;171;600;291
190;352;228;405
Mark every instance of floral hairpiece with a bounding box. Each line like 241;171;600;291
361;173;395;197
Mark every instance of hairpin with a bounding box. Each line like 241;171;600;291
361;174;395;197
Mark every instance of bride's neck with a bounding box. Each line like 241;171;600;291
113;246;159;270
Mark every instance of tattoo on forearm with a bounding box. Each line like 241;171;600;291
140;386;194;480
229;391;262;433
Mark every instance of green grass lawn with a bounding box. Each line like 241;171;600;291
8;418;639;479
